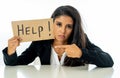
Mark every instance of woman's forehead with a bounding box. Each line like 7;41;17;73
55;15;73;22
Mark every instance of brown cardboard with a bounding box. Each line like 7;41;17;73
12;18;54;42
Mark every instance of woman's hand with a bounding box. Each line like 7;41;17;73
8;36;22;55
55;44;82;58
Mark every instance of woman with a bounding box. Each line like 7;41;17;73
2;5;114;67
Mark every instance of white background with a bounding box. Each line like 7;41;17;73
0;0;120;67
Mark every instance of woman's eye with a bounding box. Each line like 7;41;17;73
56;22;62;27
66;24;73;29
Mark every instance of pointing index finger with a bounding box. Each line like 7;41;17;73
55;45;68;49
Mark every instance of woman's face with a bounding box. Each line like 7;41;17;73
53;15;73;43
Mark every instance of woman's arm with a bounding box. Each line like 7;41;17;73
2;42;37;66
81;35;114;67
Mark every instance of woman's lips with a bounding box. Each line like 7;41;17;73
58;35;65;39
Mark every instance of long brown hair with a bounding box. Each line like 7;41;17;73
51;5;86;48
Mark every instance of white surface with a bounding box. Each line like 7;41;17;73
0;64;119;78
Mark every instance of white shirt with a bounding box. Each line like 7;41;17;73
51;46;66;65
31;46;66;65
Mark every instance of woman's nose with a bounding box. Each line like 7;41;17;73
60;26;66;34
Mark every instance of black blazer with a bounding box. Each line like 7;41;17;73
2;36;114;67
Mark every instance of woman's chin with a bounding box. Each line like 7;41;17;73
55;38;66;42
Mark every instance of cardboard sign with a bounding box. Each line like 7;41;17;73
12;18;54;42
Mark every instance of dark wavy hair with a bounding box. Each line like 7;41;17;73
51;5;86;48
51;5;86;66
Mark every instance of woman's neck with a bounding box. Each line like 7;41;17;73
53;40;67;46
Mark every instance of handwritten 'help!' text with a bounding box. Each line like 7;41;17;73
12;18;54;42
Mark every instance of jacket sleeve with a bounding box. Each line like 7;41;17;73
81;35;114;67
2;42;37;66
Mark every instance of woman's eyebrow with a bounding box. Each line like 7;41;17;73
55;21;61;23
